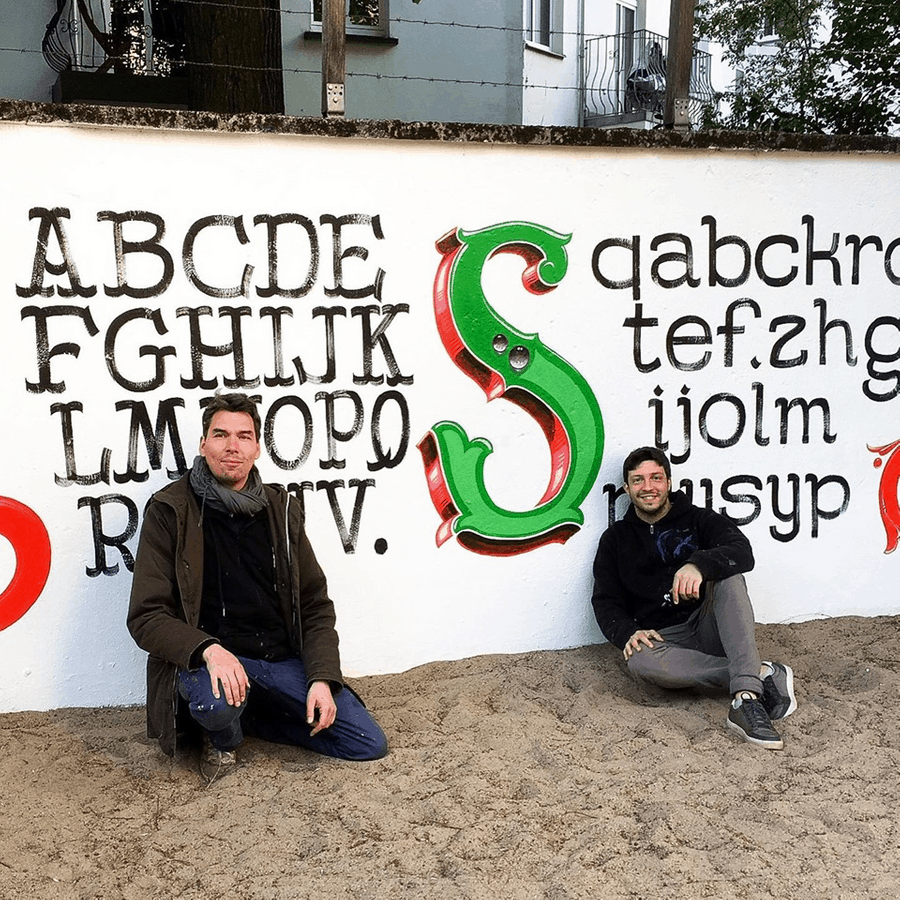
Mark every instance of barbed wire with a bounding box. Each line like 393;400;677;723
0;45;596;92
22;0;900;49
24;0;900;50
4;34;895;76
45;0;900;41
5;0;897;91
703;0;899;9
138;0;636;40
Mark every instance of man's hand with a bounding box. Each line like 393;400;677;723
624;629;663;659
202;644;249;706
671;563;703;604
306;680;337;737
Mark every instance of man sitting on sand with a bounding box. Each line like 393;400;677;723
591;447;797;749
128;391;387;781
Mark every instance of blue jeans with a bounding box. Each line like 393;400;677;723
177;655;388;760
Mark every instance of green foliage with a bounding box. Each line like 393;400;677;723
696;0;900;134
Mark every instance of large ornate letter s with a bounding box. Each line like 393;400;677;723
418;222;604;555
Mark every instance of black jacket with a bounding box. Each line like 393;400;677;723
591;490;754;649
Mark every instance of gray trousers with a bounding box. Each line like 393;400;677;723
626;574;763;697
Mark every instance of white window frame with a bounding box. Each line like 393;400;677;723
760;13;779;40
615;0;637;94
311;0;390;39
616;1;637;38
525;0;563;55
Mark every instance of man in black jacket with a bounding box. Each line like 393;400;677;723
592;447;797;749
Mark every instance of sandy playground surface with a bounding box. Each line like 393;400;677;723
0;614;898;900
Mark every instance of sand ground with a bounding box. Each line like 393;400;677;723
1;615;898;900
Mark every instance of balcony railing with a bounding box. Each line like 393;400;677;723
42;0;188;107
584;30;716;128
42;0;181;77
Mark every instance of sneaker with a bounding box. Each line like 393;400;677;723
726;694;783;750
761;661;797;721
200;734;237;783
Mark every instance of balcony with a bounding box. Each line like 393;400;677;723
584;30;715;129
42;0;188;108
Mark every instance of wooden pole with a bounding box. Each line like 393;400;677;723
664;0;696;129
322;0;346;116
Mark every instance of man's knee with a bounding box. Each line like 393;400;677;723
626;644;669;684
179;669;247;731
626;643;712;691
361;722;389;760
708;573;751;604
194;696;245;732
338;725;388;762
330;690;389;761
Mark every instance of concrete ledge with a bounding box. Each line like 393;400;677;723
1;98;899;154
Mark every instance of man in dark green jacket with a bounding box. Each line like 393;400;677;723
127;392;387;781
592;447;797;750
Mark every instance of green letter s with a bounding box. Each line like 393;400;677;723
418;222;604;555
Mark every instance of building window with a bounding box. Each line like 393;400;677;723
761;14;778;38
525;0;562;54
312;0;389;38
757;13;784;47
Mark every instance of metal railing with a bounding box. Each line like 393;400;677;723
584;29;716;127
42;0;181;76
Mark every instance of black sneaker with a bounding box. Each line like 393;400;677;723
727;694;784;749
761;661;797;721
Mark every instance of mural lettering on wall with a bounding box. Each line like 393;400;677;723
417;215;900;555
591;214;898;542
0;497;51;631
418;222;604;555
8;203;899;620
16;206;409;593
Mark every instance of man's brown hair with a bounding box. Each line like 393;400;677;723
201;392;262;441
622;446;671;483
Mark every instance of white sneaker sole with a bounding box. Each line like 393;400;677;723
763;661;797;720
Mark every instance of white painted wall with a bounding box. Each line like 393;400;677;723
1;118;899;713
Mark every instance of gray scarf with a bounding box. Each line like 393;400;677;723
189;456;268;517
